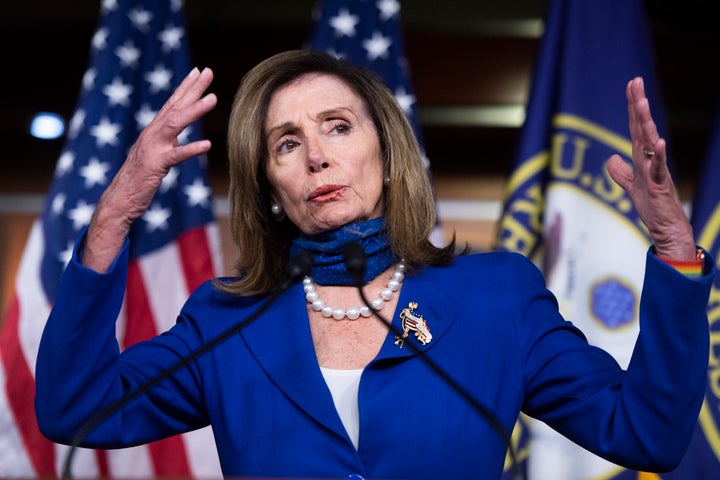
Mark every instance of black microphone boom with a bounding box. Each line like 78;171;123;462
61;251;314;479
342;242;524;480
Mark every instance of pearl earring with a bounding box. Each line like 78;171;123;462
384;176;391;186
271;203;282;216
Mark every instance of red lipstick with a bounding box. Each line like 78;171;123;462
308;185;344;202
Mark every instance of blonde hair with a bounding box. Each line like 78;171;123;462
218;50;458;295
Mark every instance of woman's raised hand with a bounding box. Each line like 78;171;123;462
83;67;217;272
606;77;696;261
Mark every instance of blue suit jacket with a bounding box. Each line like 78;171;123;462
35;239;714;479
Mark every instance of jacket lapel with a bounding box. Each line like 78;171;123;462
237;267;458;440
239;282;349;441
374;267;458;362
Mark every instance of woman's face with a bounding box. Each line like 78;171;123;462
264;73;385;235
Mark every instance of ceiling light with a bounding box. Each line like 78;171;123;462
30;112;65;140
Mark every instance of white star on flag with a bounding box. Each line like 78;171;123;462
58;242;74;267
68;110;85;139
67;199;96;231
362;31;392;60
51;193;66;216
55;152;75;177
145;64;173;93
115;40;141;68
82;68;97;91
377;0;400;21
101;0;118;14
394;86;416;114
177;125;192;145
128;7;153;32
158;24;183;52
135;103;157;129
329;8;360;37
103;77;134;106
79;157;112;188
184;178;212;207
160;167;179;193
92;27;110;50
325;48;345;59
143;203;172;232
90;116;121;147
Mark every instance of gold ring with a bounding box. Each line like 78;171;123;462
643;149;656;158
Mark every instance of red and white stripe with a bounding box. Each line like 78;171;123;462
0;220;223;477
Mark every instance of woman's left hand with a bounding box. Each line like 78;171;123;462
606;77;697;260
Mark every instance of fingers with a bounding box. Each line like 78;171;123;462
168;90;217;139
163;67;202;107
616;78;696;259
647;137;668;184
168;138;213;165
627;77;661;153
133;67;216;171
159;67;214;116
626;79;639;140
153;67;216;140
626;77;671;181
606;153;633;192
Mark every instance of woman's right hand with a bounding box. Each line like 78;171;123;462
83;67;217;273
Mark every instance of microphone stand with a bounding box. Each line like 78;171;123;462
61;251;314;479
343;242;524;480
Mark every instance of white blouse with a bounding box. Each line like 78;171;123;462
319;367;363;449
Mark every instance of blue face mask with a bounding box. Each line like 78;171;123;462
289;217;395;285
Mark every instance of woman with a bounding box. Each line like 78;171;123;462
35;50;713;479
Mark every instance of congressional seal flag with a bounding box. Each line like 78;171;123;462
0;0;222;477
496;0;670;478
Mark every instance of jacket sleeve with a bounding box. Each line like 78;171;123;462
34;232;210;448
516;248;714;472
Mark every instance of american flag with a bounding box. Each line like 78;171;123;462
307;0;441;242
0;0;222;477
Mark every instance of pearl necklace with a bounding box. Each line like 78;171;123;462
302;261;406;320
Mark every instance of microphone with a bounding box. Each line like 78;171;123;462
61;251;314;479
280;249;315;290
343;241;367;284
342;242;523;480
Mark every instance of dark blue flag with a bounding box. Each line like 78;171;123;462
496;0;670;478
661;105;720;479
